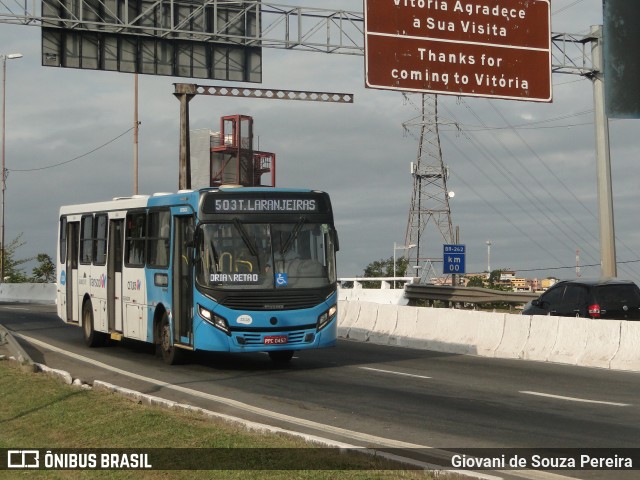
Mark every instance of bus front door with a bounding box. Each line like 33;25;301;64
66;222;79;323
107;219;124;332
172;216;194;347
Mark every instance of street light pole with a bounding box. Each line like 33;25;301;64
1;53;22;283
486;240;492;274
393;243;416;289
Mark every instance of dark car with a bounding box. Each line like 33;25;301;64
522;278;640;320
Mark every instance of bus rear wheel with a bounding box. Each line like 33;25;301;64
158;313;183;365
268;350;294;364
82;301;107;347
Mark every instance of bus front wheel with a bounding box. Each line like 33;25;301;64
82;301;107;347
159;314;183;365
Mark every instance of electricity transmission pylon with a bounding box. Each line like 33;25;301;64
403;94;454;283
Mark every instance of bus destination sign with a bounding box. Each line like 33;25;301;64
364;0;552;102
203;193;324;215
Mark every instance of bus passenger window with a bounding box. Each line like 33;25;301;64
147;210;170;268
59;217;67;264
125;212;146;267
79;215;93;265
93;214;108;265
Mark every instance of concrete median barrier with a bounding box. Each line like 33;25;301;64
474;311;505;357
337;300;360;338
410;307;443;351
389;305;419;348
494;314;530;359
369;303;398;345
337;300;633;371
522;315;559;362
431;309;480;355
0;283;56;304
548;317;589;365
346;302;379;342
610;321;640;371
577;319;621;369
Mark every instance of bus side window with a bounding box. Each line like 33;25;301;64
125;212;146;267
147;210;170;268
59;217;67;265
93;214;108;265
79;215;93;265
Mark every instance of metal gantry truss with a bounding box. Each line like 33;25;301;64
0;1;593;71
0;1;364;55
173;82;353;189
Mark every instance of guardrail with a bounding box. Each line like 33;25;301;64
338;277;415;289
404;284;539;306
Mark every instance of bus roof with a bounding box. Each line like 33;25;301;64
58;187;326;215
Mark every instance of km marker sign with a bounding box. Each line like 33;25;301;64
364;0;552;102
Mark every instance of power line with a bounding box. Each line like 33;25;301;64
439;97;639;283
552;0;587;15
483;100;640;281
518;258;640;274
8;126;135;172
442;109;593;132
442;101;602;266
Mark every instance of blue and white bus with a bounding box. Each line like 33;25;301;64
56;187;339;364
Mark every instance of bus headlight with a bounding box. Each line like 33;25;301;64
198;304;230;335
317;304;337;331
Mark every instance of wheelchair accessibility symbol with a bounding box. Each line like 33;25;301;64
275;273;288;287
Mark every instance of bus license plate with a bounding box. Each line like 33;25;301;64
264;335;288;345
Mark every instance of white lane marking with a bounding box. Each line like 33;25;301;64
2;306;28;310
359;366;431;380
520;391;630;407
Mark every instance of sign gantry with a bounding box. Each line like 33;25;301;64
0;2;594;76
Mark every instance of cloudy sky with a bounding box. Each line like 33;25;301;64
1;0;638;283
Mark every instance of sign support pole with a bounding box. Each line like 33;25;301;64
174;84;197;191
590;25;617;278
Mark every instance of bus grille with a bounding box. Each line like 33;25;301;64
237;332;307;345
219;293;324;311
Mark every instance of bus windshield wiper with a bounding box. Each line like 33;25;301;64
281;217;306;255
209;240;219;270
232;218;259;258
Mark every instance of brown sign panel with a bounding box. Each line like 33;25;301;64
365;0;551;102
367;0;550;49
366;35;551;101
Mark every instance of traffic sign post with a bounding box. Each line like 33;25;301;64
443;244;466;274
364;0;552;102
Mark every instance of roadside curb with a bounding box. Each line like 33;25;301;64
0;324;36;371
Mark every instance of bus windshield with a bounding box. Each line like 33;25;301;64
196;221;337;290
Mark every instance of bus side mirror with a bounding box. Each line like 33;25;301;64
333;230;340;252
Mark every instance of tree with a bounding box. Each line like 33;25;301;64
466;276;485;288
32;253;55;283
361;256;410;288
1;233;34;283
487;269;510;291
